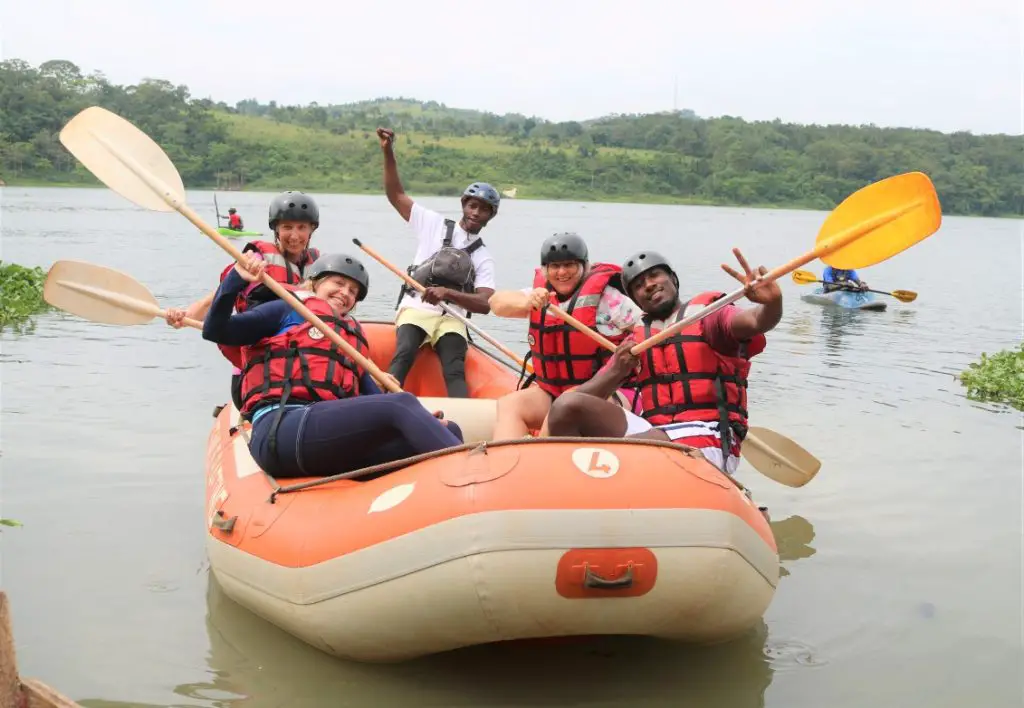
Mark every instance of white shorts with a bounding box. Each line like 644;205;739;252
623;410;654;435
626;415;741;475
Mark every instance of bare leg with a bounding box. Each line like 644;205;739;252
493;386;553;440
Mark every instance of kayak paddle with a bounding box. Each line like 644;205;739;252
791;269;918;302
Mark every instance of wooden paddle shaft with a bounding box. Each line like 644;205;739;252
56;279;204;329
353;238;531;372
631;198;924;355
175;202;402;393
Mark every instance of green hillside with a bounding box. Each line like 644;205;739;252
1;59;1021;216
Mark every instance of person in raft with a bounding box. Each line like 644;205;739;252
166;191;323;410
487;232;642;440
200;251;464;478
822;265;869;293
376;127;498;399
226;207;244;231
544;248;782;476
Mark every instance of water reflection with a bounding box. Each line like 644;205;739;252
165;574;777;708
771;514;817;579
819;307;869;363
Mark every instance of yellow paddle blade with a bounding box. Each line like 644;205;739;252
59;106;185;212
741;427;822;488
44;260;163;325
816;172;942;270
891;289;918;303
792;270;819;285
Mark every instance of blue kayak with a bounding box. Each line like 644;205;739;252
800;286;887;311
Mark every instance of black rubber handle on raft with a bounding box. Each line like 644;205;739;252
583;562;635;590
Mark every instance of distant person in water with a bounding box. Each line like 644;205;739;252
822;265;868;293
227;207;244;231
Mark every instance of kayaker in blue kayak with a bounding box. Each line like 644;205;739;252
201;251;464;479
822;266;869;293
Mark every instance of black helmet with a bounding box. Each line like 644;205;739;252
306;253;369;302
621;250;678;299
268;191;320;230
540;232;588;266
461;182;500;215
228;207;237;214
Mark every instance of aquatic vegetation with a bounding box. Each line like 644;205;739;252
0;260;51;332
958;343;1024;411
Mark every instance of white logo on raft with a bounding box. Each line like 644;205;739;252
571;447;620;478
307;327;324;340
368;482;416;514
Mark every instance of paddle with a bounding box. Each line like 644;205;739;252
741;426;821;488
214;192;222;227
630;172;941;355
58;106;401;393
791;269;918;302
351;237;533;374
43;259;204;329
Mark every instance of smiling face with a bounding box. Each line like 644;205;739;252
545;261;585;299
460;197;495;234
629;266;680;318
313;274;361;317
275;220;315;261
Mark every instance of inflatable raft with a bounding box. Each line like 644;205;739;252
801;286;886;311
204;321;780;663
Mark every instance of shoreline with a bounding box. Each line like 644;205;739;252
2;180;1021;219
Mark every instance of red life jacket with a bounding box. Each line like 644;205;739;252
526;262;627;398
633;291;766;460
237;293;369;419
228;213;242;229
216;240;320;369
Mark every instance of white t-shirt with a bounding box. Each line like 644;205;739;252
398;203;496;318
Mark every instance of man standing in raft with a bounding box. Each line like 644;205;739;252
487;232;641;440
544;249;782;475
376;127;498;398
166;191;322;409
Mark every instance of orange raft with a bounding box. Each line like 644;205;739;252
205;321;780;663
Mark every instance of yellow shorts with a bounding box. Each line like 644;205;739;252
395;308;468;347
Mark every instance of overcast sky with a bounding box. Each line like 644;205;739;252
2;0;1021;135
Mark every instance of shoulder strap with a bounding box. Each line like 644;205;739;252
464;238;484;254
442;219;456;247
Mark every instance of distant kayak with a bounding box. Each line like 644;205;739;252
800;286;887;311
217;226;262;238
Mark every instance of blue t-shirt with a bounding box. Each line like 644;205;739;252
823;266;860;284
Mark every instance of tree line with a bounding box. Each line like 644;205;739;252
1;58;1021;216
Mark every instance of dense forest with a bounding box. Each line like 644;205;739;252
1;58;1021;216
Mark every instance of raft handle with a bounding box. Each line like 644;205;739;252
211;510;237;533
583;562;634;590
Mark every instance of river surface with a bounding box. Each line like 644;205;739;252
1;187;1021;707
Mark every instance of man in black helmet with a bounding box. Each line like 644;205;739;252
376;127;498;398
544;248;782;477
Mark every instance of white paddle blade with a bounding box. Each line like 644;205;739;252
59;106;185;213
742;427;822;488
43;260;163;326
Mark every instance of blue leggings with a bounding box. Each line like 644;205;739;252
249;392;464;478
